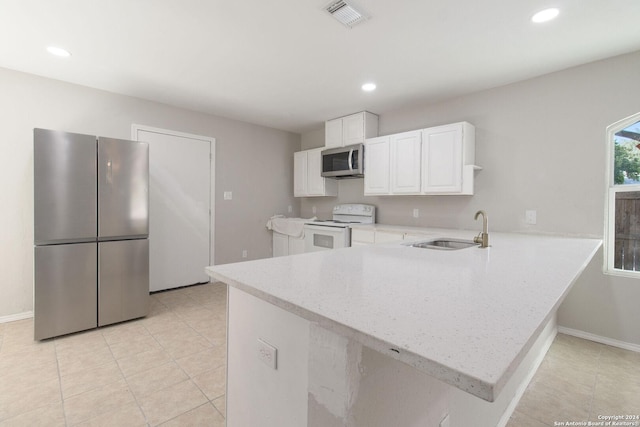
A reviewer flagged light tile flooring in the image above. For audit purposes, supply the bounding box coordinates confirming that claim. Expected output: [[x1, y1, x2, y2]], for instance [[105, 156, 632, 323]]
[[1, 282, 639, 426], [507, 333, 640, 426], [0, 282, 227, 427]]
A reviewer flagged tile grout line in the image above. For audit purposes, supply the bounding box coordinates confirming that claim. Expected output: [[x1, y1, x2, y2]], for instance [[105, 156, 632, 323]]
[[52, 337, 69, 427], [103, 326, 152, 427], [586, 344, 605, 422]]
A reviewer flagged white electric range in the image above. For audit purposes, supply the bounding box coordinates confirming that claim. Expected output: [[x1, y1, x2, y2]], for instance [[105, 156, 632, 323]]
[[303, 204, 376, 252]]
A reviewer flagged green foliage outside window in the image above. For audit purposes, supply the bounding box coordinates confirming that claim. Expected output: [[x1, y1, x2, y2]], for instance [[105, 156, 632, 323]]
[[614, 141, 640, 185]]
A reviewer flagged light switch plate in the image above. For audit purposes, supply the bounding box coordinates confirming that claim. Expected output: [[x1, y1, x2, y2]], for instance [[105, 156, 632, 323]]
[[223, 191, 233, 200]]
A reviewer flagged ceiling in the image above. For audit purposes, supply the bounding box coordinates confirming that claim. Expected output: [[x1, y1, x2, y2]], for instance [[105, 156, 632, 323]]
[[1, 0, 639, 134]]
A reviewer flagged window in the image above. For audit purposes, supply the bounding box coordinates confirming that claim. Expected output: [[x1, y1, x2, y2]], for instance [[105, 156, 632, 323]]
[[605, 112, 640, 276]]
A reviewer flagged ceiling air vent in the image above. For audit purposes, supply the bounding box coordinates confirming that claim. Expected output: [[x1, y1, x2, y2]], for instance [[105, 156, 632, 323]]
[[325, 0, 368, 28]]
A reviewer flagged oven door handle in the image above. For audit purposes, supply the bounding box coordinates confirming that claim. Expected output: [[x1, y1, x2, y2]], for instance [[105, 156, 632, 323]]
[[348, 148, 354, 171]]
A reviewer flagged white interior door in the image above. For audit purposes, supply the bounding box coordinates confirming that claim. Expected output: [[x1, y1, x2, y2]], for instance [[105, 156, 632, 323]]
[[132, 125, 214, 291]]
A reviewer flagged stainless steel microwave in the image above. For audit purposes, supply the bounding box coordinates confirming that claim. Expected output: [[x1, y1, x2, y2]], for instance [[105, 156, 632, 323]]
[[321, 143, 364, 178]]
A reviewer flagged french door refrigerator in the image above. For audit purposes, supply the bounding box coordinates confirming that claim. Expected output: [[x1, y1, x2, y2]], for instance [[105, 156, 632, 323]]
[[34, 128, 149, 340]]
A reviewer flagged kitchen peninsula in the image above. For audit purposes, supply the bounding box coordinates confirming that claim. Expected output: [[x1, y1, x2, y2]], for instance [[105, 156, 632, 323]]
[[206, 229, 601, 427]]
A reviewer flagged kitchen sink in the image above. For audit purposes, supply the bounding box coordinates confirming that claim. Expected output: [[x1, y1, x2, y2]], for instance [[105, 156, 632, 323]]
[[407, 239, 479, 251]]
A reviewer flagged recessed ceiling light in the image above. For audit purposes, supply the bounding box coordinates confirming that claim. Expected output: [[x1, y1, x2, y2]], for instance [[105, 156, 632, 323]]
[[47, 46, 71, 57], [531, 8, 559, 23], [362, 82, 376, 92]]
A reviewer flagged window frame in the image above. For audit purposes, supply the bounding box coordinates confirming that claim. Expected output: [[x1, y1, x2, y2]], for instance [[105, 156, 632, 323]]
[[604, 112, 640, 277]]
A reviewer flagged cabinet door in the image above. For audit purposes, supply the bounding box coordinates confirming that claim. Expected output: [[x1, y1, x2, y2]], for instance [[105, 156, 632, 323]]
[[364, 137, 391, 195], [306, 148, 325, 195], [293, 151, 308, 197], [351, 228, 375, 245], [272, 232, 289, 257], [421, 124, 462, 193], [325, 118, 343, 148], [374, 231, 405, 243], [390, 131, 422, 194], [288, 237, 306, 255], [342, 113, 365, 146]]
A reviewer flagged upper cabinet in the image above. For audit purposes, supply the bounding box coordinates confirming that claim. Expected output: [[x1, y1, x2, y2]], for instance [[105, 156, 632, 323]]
[[325, 111, 379, 148], [364, 121, 479, 196], [294, 148, 338, 197], [422, 122, 476, 194], [363, 136, 391, 195], [390, 130, 422, 194]]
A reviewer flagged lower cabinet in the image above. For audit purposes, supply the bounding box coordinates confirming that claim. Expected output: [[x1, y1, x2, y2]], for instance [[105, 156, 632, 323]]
[[272, 232, 305, 257], [351, 229, 405, 246]]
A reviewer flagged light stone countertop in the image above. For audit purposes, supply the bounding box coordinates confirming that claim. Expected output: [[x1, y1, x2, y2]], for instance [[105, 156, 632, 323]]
[[206, 229, 601, 402]]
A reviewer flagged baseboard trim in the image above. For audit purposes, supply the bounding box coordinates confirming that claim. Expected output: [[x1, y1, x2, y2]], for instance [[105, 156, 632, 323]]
[[0, 311, 34, 324], [558, 326, 640, 353]]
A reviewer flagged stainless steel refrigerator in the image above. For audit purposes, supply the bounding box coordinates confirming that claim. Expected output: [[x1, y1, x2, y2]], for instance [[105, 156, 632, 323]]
[[34, 128, 149, 340]]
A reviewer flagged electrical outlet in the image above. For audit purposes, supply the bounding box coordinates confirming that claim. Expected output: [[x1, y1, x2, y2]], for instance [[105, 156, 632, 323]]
[[242, 249, 247, 258], [223, 191, 233, 200], [257, 338, 277, 369], [525, 210, 537, 225], [413, 208, 419, 218], [312, 206, 317, 214], [288, 205, 292, 213]]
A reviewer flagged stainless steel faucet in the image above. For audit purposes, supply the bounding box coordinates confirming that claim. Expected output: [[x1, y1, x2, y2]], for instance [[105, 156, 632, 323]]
[[473, 210, 490, 248]]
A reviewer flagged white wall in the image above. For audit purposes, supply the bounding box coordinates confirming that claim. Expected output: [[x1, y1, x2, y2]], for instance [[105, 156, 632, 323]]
[[0, 67, 300, 320], [300, 50, 640, 346]]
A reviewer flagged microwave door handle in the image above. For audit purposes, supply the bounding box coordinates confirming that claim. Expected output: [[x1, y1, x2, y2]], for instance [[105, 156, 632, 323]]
[[348, 149, 354, 171]]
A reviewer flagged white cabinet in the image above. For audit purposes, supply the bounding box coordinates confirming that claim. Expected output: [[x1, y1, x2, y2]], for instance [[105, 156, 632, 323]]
[[351, 228, 408, 246], [351, 228, 375, 246], [374, 230, 405, 243], [293, 151, 307, 197], [289, 237, 305, 255], [272, 232, 289, 257], [325, 111, 379, 148], [294, 148, 338, 197], [421, 122, 475, 194], [306, 148, 326, 195], [364, 122, 478, 196], [364, 130, 422, 195], [364, 136, 390, 195], [390, 130, 422, 194], [272, 232, 305, 257]]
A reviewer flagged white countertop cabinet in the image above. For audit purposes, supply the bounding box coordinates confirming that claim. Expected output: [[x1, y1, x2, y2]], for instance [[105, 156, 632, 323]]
[[293, 148, 337, 197], [325, 111, 379, 148]]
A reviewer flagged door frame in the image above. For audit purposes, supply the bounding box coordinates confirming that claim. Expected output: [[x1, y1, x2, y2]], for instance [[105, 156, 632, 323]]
[[131, 124, 216, 272]]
